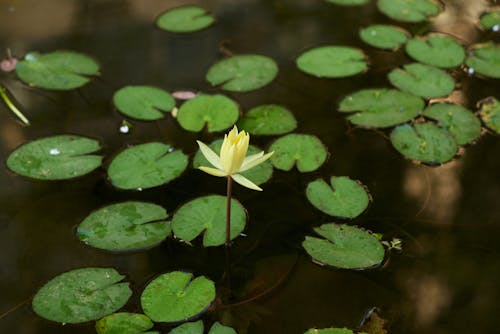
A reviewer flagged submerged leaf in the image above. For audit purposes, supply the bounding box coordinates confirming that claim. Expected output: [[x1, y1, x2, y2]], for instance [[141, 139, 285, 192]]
[[156, 6, 215, 33], [477, 97, 500, 134], [208, 322, 238, 334], [296, 46, 367, 78]]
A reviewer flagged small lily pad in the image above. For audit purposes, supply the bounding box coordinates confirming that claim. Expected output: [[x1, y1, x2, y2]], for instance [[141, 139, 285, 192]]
[[466, 42, 500, 79], [156, 6, 215, 33], [479, 8, 500, 31], [108, 142, 188, 190], [303, 223, 385, 269], [306, 176, 370, 219], [377, 0, 443, 23], [296, 46, 367, 78], [405, 34, 465, 68], [269, 134, 328, 172], [477, 97, 500, 134], [304, 329, 356, 334], [16, 51, 99, 90], [209, 322, 238, 334], [32, 268, 132, 323], [324, 0, 370, 5], [6, 135, 102, 180], [177, 94, 239, 132], [206, 55, 278, 92], [237, 104, 297, 135], [77, 202, 171, 251], [169, 321, 204, 334], [141, 271, 215, 323], [171, 195, 247, 247], [390, 123, 458, 164], [338, 88, 424, 128], [95, 313, 155, 334], [423, 103, 481, 145], [113, 86, 175, 121], [359, 25, 410, 50], [388, 63, 455, 98]]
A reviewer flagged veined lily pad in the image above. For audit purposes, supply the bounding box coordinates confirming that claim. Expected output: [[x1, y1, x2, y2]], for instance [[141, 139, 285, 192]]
[[156, 6, 215, 33], [169, 321, 203, 334], [338, 88, 424, 128], [171, 195, 247, 247], [304, 329, 357, 334], [479, 8, 500, 31], [324, 0, 370, 5], [303, 223, 385, 269], [177, 94, 239, 132], [269, 134, 328, 172], [296, 46, 367, 78], [193, 139, 273, 186], [359, 25, 410, 50], [306, 176, 370, 219], [466, 42, 500, 79], [141, 271, 215, 323], [405, 34, 465, 68], [108, 142, 188, 190], [377, 0, 443, 23], [32, 268, 132, 323], [16, 51, 99, 90], [77, 202, 171, 251], [113, 86, 175, 121], [423, 103, 481, 145], [6, 135, 102, 180], [209, 322, 238, 334], [95, 313, 155, 334], [206, 54, 278, 92], [388, 63, 455, 98], [477, 97, 500, 134], [237, 104, 297, 135], [390, 123, 458, 164]]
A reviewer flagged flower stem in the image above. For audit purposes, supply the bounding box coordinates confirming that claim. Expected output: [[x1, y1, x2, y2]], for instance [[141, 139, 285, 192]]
[[226, 175, 232, 247]]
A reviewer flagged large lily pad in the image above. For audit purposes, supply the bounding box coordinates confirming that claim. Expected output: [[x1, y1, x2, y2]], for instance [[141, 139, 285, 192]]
[[237, 104, 297, 135], [480, 8, 500, 31], [209, 322, 238, 334], [405, 34, 465, 68], [338, 88, 424, 128], [141, 271, 215, 323], [113, 86, 175, 121], [377, 0, 443, 23], [171, 195, 247, 247], [477, 97, 500, 134], [324, 0, 370, 5], [466, 42, 500, 79], [6, 135, 102, 180], [95, 313, 155, 334], [206, 54, 278, 92], [32, 268, 132, 323], [269, 134, 328, 172], [108, 142, 188, 190], [296, 46, 367, 78], [169, 321, 204, 334], [359, 25, 410, 50], [303, 223, 385, 269], [77, 202, 171, 251], [156, 6, 215, 33], [16, 51, 99, 90], [304, 329, 357, 334]]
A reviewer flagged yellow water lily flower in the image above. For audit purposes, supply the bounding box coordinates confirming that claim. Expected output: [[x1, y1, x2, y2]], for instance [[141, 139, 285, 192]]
[[197, 126, 273, 191]]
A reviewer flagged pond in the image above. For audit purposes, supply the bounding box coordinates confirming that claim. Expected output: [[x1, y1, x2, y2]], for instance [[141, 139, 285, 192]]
[[1, 0, 500, 333]]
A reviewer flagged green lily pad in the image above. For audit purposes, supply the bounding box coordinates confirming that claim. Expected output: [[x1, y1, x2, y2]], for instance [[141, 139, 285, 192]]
[[113, 86, 175, 121], [405, 34, 465, 68], [479, 8, 500, 31], [16, 51, 99, 90], [477, 97, 500, 134], [171, 195, 247, 247], [77, 202, 171, 251], [296, 46, 367, 78], [169, 321, 204, 334], [156, 6, 215, 33], [377, 0, 443, 23], [193, 139, 273, 186], [466, 42, 500, 79], [338, 88, 424, 128], [268, 134, 328, 172], [141, 271, 215, 323], [388, 63, 455, 98], [237, 104, 297, 135], [32, 268, 132, 324], [206, 54, 278, 92], [324, 0, 370, 5], [390, 123, 458, 164], [303, 223, 385, 269], [177, 94, 239, 132], [6, 135, 102, 180], [95, 313, 155, 334], [359, 25, 410, 50], [209, 322, 238, 334], [108, 142, 188, 190], [423, 103, 481, 145], [304, 329, 356, 334], [306, 176, 370, 219]]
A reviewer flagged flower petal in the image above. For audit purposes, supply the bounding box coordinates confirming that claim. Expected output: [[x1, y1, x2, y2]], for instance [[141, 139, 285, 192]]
[[241, 151, 263, 165], [239, 151, 274, 172], [232, 174, 263, 191], [197, 140, 222, 169], [199, 166, 228, 177]]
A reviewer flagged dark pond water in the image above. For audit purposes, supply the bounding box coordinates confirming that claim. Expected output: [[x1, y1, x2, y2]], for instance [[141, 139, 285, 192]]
[[1, 0, 500, 333]]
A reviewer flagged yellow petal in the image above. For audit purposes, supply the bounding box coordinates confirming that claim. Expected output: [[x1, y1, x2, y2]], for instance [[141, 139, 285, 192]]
[[199, 166, 228, 177], [196, 140, 221, 169], [241, 151, 263, 165], [239, 151, 274, 172], [232, 174, 262, 191]]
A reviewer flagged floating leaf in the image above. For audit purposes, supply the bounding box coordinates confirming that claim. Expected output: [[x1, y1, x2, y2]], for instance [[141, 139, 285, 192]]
[[141, 271, 215, 323], [324, 0, 370, 5], [206, 55, 278, 92], [269, 134, 328, 172], [209, 322, 238, 334], [95, 313, 155, 334], [304, 329, 357, 334], [477, 97, 500, 134], [169, 321, 204, 334], [6, 135, 102, 180], [303, 223, 385, 269], [171, 195, 247, 247], [32, 268, 132, 324], [390, 123, 458, 164], [306, 176, 370, 219], [388, 63, 455, 98], [359, 25, 410, 50], [108, 142, 188, 190], [16, 51, 99, 90], [237, 104, 297, 135], [466, 42, 500, 79], [177, 94, 239, 132], [296, 46, 367, 78], [156, 6, 215, 33], [405, 34, 465, 68], [479, 8, 500, 31], [338, 88, 424, 128], [113, 86, 175, 121], [377, 0, 443, 23]]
